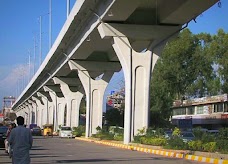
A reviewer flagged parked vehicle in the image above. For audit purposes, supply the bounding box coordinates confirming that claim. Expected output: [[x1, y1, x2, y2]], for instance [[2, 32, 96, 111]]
[[207, 130, 219, 136], [29, 124, 37, 130], [0, 126, 8, 146], [43, 124, 53, 137], [31, 126, 42, 136], [59, 126, 73, 138], [180, 131, 195, 142], [164, 131, 172, 139]]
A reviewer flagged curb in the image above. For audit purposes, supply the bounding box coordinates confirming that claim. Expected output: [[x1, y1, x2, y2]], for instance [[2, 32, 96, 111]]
[[75, 137, 228, 164]]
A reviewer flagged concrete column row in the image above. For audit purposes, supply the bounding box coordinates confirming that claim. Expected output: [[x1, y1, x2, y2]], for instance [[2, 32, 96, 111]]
[[14, 23, 175, 145]]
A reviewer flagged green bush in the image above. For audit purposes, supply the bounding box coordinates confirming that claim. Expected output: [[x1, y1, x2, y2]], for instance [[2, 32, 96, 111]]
[[114, 134, 123, 141], [216, 139, 228, 153], [99, 133, 114, 140], [202, 142, 216, 152], [188, 140, 203, 151], [143, 137, 167, 146], [218, 128, 228, 140], [133, 135, 143, 143], [165, 137, 188, 150], [192, 127, 207, 140], [201, 133, 215, 143], [72, 125, 85, 137]]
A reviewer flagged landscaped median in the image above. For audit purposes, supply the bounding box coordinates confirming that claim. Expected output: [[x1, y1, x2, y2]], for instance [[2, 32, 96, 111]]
[[75, 137, 228, 164]]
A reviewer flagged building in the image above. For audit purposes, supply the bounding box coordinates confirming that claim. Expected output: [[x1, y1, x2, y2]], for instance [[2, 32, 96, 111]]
[[2, 96, 16, 122], [106, 90, 125, 111], [0, 113, 4, 123], [171, 94, 228, 129]]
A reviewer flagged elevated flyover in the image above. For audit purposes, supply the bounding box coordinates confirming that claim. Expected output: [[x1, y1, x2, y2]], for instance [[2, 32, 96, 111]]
[[12, 0, 218, 144]]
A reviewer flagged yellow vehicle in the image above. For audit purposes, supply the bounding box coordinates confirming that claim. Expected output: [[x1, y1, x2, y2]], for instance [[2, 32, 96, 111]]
[[43, 124, 53, 137]]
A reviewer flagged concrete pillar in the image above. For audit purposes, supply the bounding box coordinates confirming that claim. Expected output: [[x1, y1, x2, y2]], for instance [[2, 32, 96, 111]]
[[32, 96, 45, 128], [113, 37, 153, 142], [28, 100, 37, 124], [58, 100, 66, 127], [43, 85, 68, 131], [37, 92, 54, 125], [52, 77, 83, 128], [22, 105, 29, 126], [98, 23, 179, 144], [68, 60, 120, 137], [25, 102, 32, 126]]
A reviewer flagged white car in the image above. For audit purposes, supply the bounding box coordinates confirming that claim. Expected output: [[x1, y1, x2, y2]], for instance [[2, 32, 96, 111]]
[[59, 126, 73, 138]]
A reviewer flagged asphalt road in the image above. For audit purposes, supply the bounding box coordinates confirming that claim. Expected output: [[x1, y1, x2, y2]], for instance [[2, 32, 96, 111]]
[[0, 136, 201, 164]]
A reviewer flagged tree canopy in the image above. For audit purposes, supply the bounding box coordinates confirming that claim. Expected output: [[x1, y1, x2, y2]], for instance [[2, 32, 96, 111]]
[[150, 28, 228, 128]]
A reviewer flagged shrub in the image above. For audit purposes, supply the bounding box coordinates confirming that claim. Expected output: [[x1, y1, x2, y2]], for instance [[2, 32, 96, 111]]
[[216, 139, 228, 153], [165, 137, 188, 150], [114, 134, 123, 141], [143, 138, 166, 146], [188, 140, 203, 151], [202, 142, 216, 152], [218, 128, 228, 140], [172, 127, 181, 137], [192, 127, 207, 140], [72, 125, 85, 137], [133, 135, 142, 143], [201, 133, 215, 143]]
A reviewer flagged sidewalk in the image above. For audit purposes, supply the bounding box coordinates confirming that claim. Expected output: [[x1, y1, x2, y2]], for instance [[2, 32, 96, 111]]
[[75, 137, 228, 164]]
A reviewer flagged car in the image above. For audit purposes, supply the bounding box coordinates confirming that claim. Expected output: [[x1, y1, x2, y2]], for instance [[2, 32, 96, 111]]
[[31, 126, 42, 136], [0, 126, 8, 146], [164, 131, 173, 139], [207, 130, 219, 136], [59, 126, 73, 138], [180, 131, 195, 142]]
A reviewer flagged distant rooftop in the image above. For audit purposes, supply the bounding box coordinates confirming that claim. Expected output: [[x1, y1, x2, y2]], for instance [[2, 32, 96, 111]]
[[173, 94, 228, 107]]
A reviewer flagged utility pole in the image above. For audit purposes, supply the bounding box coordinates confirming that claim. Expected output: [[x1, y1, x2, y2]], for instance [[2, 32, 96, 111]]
[[67, 0, 70, 18], [33, 35, 36, 75], [39, 16, 42, 66], [49, 0, 52, 50], [28, 49, 31, 82]]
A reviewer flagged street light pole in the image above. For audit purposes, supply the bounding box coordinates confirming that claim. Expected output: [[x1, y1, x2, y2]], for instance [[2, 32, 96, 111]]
[[67, 0, 70, 18], [39, 15, 42, 66], [49, 0, 52, 50]]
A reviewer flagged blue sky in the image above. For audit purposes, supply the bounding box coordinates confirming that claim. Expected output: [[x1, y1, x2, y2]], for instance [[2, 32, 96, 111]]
[[0, 0, 228, 110]]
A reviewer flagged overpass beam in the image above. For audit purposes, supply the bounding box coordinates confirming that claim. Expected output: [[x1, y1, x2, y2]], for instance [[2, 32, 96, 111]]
[[98, 23, 171, 144], [68, 60, 119, 137]]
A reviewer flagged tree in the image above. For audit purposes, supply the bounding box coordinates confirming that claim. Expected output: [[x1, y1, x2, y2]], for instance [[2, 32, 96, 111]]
[[79, 98, 86, 114], [208, 29, 228, 93], [104, 108, 124, 127], [149, 29, 224, 128]]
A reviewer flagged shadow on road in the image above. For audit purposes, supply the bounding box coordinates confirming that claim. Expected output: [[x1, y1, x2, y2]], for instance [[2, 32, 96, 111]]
[[55, 157, 182, 163]]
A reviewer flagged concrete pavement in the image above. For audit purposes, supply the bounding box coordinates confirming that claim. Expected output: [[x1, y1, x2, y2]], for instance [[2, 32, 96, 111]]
[[0, 136, 202, 164], [75, 137, 228, 164]]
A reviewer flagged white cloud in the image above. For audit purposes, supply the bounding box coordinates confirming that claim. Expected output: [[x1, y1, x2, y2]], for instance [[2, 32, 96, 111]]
[[0, 63, 33, 110]]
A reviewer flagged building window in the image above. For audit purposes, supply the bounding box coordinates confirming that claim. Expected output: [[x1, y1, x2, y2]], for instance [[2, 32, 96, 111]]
[[187, 107, 195, 115], [196, 106, 204, 114], [173, 108, 186, 116], [225, 103, 228, 113], [214, 103, 223, 113]]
